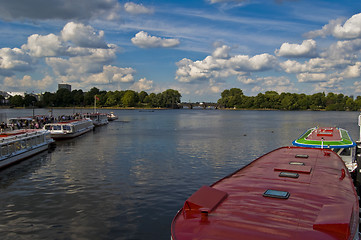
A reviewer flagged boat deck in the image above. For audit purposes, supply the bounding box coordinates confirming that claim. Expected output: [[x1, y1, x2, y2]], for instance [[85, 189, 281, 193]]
[[171, 146, 359, 240], [293, 127, 355, 149]]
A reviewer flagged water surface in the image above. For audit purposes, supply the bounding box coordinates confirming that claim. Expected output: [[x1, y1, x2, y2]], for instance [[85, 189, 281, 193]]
[[0, 109, 359, 239]]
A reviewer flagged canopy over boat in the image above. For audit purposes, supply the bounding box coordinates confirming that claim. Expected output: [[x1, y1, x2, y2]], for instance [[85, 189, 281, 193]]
[[292, 127, 356, 149], [171, 146, 359, 240]]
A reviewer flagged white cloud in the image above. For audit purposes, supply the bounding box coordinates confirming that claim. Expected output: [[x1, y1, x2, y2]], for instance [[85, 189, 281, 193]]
[[0, 48, 32, 72], [296, 72, 328, 82], [312, 76, 344, 93], [22, 34, 64, 57], [275, 39, 317, 58], [353, 81, 361, 93], [280, 58, 350, 74], [130, 78, 154, 92], [212, 45, 231, 59], [175, 45, 277, 83], [46, 46, 118, 77], [321, 39, 361, 60], [124, 2, 154, 15], [341, 62, 361, 78], [238, 76, 295, 93], [61, 22, 108, 49], [86, 65, 135, 85], [131, 31, 180, 48], [3, 75, 53, 91], [305, 13, 361, 39]]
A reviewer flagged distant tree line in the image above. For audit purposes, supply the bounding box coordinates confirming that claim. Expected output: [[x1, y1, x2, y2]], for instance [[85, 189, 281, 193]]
[[5, 87, 182, 109], [218, 88, 361, 111], [5, 87, 361, 111]]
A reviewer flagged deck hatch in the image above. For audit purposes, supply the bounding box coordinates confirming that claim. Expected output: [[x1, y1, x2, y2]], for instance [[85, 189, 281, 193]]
[[295, 154, 309, 158], [279, 172, 299, 178], [289, 161, 305, 166], [263, 189, 290, 199]]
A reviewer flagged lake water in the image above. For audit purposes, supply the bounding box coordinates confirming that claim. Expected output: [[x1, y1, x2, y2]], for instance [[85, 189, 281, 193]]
[[0, 109, 360, 240]]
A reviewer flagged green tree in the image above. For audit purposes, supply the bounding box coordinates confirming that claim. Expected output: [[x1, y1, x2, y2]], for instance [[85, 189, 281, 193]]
[[55, 88, 73, 107], [23, 94, 38, 107], [253, 93, 265, 109], [139, 91, 148, 103], [122, 90, 138, 107], [264, 91, 280, 109], [9, 95, 24, 107], [161, 89, 181, 108], [40, 92, 55, 107], [84, 87, 100, 106], [72, 89, 84, 106], [218, 88, 243, 108], [0, 95, 4, 105]]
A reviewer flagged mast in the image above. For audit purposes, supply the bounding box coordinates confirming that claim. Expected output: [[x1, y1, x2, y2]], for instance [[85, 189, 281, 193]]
[[94, 95, 96, 114]]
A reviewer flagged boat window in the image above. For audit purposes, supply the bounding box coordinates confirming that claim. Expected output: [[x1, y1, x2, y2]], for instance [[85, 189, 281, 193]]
[[53, 125, 61, 130], [14, 141, 21, 151], [1, 145, 8, 156], [8, 143, 15, 154], [31, 137, 36, 146], [44, 125, 52, 130], [289, 162, 305, 166], [26, 139, 31, 148], [21, 140, 26, 149], [279, 172, 299, 178], [63, 125, 71, 131], [263, 189, 290, 199], [339, 148, 351, 156], [295, 154, 308, 158]]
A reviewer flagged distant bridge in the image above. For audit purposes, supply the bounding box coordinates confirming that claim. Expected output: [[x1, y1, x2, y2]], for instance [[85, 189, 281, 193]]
[[177, 102, 220, 109]]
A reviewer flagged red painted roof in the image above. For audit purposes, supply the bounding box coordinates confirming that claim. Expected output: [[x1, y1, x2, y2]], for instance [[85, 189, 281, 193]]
[[171, 146, 359, 240], [307, 127, 341, 141]]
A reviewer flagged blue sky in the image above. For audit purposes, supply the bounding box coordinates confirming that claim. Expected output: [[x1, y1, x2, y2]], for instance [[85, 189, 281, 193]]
[[0, 0, 361, 102]]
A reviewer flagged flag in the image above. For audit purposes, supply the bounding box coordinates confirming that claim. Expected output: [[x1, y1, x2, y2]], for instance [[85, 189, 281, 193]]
[[95, 95, 100, 101]]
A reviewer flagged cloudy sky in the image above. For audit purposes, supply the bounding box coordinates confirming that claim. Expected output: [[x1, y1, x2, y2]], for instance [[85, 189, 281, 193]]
[[0, 0, 361, 102]]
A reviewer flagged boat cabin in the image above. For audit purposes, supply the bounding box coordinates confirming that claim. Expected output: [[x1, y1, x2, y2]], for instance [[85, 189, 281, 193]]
[[0, 130, 52, 161]]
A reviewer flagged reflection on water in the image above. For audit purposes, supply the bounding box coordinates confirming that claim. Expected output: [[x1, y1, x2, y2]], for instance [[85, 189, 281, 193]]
[[0, 109, 360, 239]]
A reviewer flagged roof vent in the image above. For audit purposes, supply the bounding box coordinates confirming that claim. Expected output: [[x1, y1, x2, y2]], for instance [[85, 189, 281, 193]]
[[263, 189, 290, 199], [289, 161, 305, 166], [279, 172, 299, 178]]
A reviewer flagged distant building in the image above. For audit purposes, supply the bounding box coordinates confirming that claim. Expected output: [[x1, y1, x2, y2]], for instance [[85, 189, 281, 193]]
[[58, 83, 71, 92], [7, 92, 25, 97]]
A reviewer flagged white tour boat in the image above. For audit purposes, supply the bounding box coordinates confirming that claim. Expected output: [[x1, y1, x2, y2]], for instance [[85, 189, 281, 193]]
[[0, 129, 55, 169], [44, 119, 94, 140], [84, 113, 109, 126]]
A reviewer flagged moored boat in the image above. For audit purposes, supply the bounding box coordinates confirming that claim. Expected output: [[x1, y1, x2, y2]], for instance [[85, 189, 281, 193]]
[[43, 119, 94, 140], [292, 127, 357, 173], [107, 112, 118, 121], [0, 129, 55, 169], [171, 146, 359, 240], [84, 113, 109, 126]]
